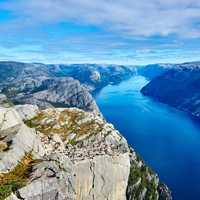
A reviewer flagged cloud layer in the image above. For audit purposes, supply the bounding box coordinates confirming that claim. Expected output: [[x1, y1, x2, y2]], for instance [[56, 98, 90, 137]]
[[0, 0, 200, 64], [2, 0, 200, 38]]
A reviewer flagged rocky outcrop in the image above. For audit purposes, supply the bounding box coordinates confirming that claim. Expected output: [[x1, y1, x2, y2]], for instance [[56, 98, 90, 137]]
[[0, 94, 13, 108], [14, 105, 39, 120], [0, 104, 171, 200], [141, 62, 200, 118], [12, 78, 100, 114], [0, 107, 44, 172]]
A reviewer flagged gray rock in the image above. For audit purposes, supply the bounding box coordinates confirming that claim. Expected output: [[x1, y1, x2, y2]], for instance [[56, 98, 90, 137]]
[[0, 107, 44, 172], [0, 94, 13, 108], [1, 105, 171, 200], [74, 154, 130, 200], [14, 104, 39, 120], [48, 64, 136, 93]]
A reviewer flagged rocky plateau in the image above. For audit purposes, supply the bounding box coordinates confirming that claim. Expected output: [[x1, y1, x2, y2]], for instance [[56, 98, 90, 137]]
[[0, 95, 171, 200]]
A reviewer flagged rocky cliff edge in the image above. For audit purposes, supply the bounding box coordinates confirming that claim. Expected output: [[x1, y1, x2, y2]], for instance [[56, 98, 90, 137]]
[[0, 103, 171, 200]]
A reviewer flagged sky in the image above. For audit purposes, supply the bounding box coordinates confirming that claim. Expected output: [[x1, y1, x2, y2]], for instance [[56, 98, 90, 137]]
[[0, 0, 200, 65]]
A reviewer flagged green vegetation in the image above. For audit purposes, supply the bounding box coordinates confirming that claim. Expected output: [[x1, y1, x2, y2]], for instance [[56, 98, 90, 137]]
[[126, 155, 158, 200], [68, 138, 78, 146], [0, 153, 40, 200]]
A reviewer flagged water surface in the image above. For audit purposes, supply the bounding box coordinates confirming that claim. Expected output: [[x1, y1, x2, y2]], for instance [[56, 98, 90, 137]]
[[96, 76, 200, 200]]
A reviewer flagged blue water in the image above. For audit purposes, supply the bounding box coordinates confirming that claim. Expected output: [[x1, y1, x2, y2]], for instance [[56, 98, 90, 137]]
[[96, 75, 200, 200]]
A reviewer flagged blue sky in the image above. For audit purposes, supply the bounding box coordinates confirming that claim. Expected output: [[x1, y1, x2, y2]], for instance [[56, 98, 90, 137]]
[[0, 0, 200, 65]]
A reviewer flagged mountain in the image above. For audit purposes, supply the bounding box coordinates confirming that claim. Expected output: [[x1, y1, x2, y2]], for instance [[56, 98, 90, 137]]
[[48, 64, 136, 93], [0, 61, 50, 89], [141, 62, 200, 118], [10, 77, 100, 114], [0, 101, 171, 200], [0, 61, 136, 111], [137, 64, 173, 80]]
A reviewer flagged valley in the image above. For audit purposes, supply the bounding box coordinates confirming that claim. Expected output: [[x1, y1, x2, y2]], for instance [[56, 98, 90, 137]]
[[1, 60, 200, 200]]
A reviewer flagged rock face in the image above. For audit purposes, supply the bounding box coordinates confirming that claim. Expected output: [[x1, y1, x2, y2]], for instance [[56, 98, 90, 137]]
[[48, 64, 136, 93], [141, 62, 200, 118], [0, 62, 49, 92], [12, 77, 100, 114], [0, 104, 171, 200], [0, 61, 136, 112], [0, 107, 44, 172]]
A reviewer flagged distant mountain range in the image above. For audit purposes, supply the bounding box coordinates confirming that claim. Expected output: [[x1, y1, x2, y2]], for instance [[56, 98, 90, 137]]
[[48, 63, 136, 93], [1, 60, 200, 120], [137, 63, 174, 80], [0, 61, 136, 112], [141, 62, 200, 119]]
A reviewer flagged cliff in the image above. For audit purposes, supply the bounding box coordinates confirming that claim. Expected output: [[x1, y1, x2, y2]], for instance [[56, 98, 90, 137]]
[[47, 64, 136, 93], [141, 62, 200, 118], [0, 103, 171, 200], [12, 77, 100, 114], [137, 64, 173, 80], [0, 62, 100, 113], [0, 61, 136, 113]]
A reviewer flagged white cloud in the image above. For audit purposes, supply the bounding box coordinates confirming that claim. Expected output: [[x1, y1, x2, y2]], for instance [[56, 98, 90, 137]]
[[1, 0, 200, 38]]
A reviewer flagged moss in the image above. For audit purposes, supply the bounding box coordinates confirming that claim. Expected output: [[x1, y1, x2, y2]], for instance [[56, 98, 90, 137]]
[[68, 139, 78, 146], [23, 119, 37, 128], [0, 153, 40, 200]]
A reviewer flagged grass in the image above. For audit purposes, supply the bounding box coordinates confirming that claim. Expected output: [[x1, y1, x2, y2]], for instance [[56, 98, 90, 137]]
[[0, 153, 40, 200]]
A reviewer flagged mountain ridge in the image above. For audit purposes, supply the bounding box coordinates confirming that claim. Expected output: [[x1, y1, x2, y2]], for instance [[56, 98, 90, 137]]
[[141, 62, 200, 119]]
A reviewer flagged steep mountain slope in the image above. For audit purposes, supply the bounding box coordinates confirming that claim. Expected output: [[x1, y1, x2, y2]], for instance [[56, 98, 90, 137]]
[[0, 62, 100, 113], [0, 62, 50, 90], [0, 62, 136, 93], [137, 64, 173, 80], [11, 77, 100, 114], [48, 64, 136, 93], [0, 61, 135, 111], [0, 102, 171, 200], [141, 62, 200, 118]]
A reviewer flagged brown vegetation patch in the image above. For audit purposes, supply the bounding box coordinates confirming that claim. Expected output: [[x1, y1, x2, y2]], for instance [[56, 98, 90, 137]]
[[0, 153, 40, 200]]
